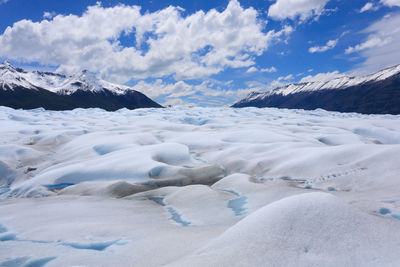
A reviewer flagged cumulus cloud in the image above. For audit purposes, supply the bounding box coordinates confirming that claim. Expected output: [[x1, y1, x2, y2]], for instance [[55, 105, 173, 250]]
[[127, 79, 193, 99], [309, 39, 338, 53], [162, 98, 193, 107], [348, 12, 400, 74], [129, 78, 254, 106], [268, 0, 330, 21], [0, 1, 291, 84], [299, 71, 344, 83]]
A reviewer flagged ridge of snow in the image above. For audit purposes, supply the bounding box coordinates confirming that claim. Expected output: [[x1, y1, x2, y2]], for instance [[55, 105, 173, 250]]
[[54, 70, 130, 95], [242, 64, 400, 102], [0, 61, 37, 90], [0, 62, 130, 95]]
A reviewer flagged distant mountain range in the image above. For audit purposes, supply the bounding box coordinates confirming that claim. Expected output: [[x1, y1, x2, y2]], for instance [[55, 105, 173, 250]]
[[0, 62, 162, 111], [233, 64, 400, 114]]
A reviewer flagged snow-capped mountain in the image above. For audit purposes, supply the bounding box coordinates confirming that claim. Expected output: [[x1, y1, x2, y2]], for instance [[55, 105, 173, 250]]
[[1, 61, 131, 94], [0, 61, 37, 90], [55, 70, 129, 95], [233, 64, 400, 114], [0, 62, 162, 110]]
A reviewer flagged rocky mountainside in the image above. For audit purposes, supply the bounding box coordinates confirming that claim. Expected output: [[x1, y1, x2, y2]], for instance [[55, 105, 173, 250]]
[[0, 62, 162, 111], [233, 64, 400, 114]]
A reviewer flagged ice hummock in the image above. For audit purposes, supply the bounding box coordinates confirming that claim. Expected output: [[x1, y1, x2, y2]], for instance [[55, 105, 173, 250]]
[[0, 106, 400, 266]]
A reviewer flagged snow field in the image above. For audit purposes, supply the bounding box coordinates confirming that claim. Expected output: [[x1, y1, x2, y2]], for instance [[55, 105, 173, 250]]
[[0, 106, 400, 266]]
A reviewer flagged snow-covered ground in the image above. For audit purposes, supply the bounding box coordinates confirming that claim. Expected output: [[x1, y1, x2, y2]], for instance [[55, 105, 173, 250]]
[[1, 106, 400, 266]]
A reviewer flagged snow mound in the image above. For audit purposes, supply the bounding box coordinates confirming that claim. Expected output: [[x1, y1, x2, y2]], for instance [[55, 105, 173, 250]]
[[8, 141, 224, 197], [163, 185, 235, 225], [172, 192, 400, 267], [212, 173, 306, 214], [0, 161, 17, 187], [59, 181, 151, 198]]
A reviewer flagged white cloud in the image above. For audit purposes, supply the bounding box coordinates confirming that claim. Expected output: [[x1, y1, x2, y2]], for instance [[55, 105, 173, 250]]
[[340, 30, 351, 37], [0, 0, 9, 4], [268, 80, 286, 89], [163, 98, 194, 107], [309, 39, 338, 53], [245, 78, 290, 92], [360, 2, 373, 12], [345, 37, 391, 54], [244, 80, 277, 92], [277, 74, 294, 81], [261, 66, 277, 73], [265, 25, 294, 44], [380, 0, 400, 7], [268, 0, 330, 22], [360, 2, 379, 12], [0, 1, 291, 84], [359, 0, 400, 12], [130, 80, 195, 99], [129, 78, 255, 106], [299, 71, 344, 83], [246, 67, 258, 73], [43, 11, 57, 19], [246, 66, 277, 73], [193, 81, 253, 99], [348, 12, 400, 74]]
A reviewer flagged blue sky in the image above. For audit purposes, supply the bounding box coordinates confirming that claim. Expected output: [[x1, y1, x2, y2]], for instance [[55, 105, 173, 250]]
[[1, 0, 400, 106]]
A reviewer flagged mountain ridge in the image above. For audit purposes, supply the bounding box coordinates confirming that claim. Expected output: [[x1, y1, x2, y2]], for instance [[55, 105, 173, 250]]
[[0, 62, 163, 111], [233, 64, 400, 114]]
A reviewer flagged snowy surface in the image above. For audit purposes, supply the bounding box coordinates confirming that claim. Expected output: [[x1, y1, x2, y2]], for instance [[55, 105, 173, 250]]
[[1, 106, 400, 266], [240, 64, 400, 102]]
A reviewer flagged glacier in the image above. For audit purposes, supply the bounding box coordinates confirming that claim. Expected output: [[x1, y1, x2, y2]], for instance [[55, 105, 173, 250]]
[[0, 106, 400, 266]]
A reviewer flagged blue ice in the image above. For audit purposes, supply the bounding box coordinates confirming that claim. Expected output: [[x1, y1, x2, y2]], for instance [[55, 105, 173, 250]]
[[228, 196, 248, 216], [61, 240, 120, 251], [167, 207, 191, 227]]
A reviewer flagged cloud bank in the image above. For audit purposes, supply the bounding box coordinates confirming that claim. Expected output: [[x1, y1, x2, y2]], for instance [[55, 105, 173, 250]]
[[0, 0, 291, 84]]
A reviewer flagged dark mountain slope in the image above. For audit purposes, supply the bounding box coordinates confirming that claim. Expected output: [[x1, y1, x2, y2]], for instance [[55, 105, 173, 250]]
[[233, 65, 400, 115], [0, 62, 162, 111]]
